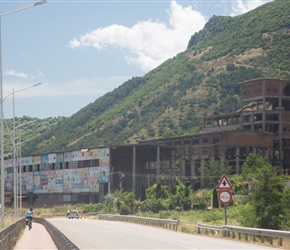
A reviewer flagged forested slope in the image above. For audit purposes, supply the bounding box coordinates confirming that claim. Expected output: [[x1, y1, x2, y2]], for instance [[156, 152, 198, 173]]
[[22, 0, 290, 156]]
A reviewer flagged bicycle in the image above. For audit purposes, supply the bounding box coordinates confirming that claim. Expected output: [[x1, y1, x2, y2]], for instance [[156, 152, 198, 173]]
[[27, 217, 32, 230]]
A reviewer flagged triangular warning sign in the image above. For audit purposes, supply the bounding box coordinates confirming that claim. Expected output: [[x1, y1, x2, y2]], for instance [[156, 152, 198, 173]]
[[216, 174, 233, 190]]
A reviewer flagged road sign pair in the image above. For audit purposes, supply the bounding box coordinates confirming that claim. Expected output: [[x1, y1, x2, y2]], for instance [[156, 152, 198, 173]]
[[216, 174, 233, 205]]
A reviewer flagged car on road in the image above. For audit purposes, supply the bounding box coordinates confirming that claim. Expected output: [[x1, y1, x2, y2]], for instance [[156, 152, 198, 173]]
[[68, 210, 81, 219]]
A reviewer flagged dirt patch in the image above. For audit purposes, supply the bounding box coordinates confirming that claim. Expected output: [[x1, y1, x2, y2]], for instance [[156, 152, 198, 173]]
[[235, 48, 264, 61], [186, 46, 213, 60]]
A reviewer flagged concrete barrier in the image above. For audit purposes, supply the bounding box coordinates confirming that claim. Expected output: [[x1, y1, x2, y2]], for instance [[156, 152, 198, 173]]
[[0, 217, 25, 250], [35, 218, 79, 250]]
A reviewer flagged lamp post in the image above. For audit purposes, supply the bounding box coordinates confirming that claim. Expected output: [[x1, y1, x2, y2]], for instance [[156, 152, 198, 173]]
[[0, 0, 47, 227], [14, 121, 37, 218], [2, 83, 41, 220]]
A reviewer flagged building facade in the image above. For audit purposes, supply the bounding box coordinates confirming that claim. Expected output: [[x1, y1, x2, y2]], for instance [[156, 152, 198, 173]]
[[203, 78, 290, 174]]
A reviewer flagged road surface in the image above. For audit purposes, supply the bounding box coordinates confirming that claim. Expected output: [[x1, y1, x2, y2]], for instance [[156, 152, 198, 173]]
[[48, 218, 278, 250]]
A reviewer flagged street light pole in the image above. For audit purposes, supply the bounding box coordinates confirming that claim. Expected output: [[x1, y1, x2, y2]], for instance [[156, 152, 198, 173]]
[[13, 89, 16, 220], [14, 121, 37, 218], [0, 0, 47, 227], [16, 137, 32, 217], [1, 83, 42, 221], [0, 9, 4, 227]]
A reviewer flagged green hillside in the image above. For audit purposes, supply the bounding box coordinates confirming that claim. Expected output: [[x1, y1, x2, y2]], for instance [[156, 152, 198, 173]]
[[21, 0, 290, 156], [3, 116, 65, 157]]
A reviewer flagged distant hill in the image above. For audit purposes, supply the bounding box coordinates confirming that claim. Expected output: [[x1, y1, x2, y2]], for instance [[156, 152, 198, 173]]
[[3, 116, 65, 157], [21, 0, 290, 156]]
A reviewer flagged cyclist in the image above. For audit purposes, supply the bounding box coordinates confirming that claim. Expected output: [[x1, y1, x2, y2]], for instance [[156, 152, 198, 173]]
[[27, 208, 34, 229], [67, 209, 71, 219]]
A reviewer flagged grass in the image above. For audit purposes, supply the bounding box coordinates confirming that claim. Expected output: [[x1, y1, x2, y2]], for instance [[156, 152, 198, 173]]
[[0, 214, 15, 229]]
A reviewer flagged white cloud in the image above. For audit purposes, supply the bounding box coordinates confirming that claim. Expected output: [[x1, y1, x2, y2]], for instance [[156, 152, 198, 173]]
[[5, 69, 28, 79], [19, 51, 31, 59], [31, 70, 47, 80], [4, 69, 46, 81], [68, 0, 206, 72], [230, 0, 273, 16], [32, 76, 130, 98]]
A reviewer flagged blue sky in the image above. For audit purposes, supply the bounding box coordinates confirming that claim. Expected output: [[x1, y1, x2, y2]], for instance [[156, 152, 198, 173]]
[[1, 0, 271, 119]]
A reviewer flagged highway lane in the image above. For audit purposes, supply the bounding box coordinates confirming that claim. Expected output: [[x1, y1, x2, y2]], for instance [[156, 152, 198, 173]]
[[48, 218, 279, 250]]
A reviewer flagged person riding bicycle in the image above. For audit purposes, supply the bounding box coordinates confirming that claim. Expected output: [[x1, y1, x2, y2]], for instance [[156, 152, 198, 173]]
[[27, 208, 34, 228]]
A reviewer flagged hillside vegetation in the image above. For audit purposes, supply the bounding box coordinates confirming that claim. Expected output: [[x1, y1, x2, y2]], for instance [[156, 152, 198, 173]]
[[20, 0, 290, 156], [3, 116, 65, 157]]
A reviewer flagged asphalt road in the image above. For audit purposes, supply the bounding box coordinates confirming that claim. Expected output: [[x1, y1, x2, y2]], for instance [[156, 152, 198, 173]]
[[48, 218, 278, 250]]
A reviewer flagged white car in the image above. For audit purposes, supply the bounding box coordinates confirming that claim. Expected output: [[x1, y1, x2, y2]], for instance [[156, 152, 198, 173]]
[[68, 210, 81, 219]]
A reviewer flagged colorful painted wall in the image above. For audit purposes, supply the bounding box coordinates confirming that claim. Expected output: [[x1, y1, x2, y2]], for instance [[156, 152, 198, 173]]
[[4, 147, 110, 195]]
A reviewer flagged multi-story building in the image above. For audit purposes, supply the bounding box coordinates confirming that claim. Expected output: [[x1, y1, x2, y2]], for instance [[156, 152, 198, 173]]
[[203, 78, 290, 174], [143, 78, 290, 187]]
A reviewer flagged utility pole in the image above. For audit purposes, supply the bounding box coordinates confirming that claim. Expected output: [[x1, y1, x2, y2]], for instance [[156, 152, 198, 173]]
[[119, 172, 124, 200]]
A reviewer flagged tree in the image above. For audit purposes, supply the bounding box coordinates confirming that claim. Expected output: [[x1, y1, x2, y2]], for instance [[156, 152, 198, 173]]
[[144, 184, 171, 212], [170, 180, 192, 211], [230, 175, 248, 195], [241, 153, 268, 181], [116, 199, 121, 212], [200, 160, 231, 189], [281, 185, 290, 230], [140, 182, 146, 202], [123, 191, 135, 212], [241, 154, 285, 229], [212, 189, 219, 208], [155, 183, 169, 199]]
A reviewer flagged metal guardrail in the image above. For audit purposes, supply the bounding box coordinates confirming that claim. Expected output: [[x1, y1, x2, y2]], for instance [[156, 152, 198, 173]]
[[42, 213, 67, 218], [197, 223, 290, 246], [35, 218, 79, 250], [196, 223, 224, 235], [41, 212, 100, 218], [99, 214, 180, 231], [0, 217, 26, 250]]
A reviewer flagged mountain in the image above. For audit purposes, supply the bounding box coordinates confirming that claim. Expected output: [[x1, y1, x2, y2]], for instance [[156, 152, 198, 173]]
[[21, 0, 290, 156]]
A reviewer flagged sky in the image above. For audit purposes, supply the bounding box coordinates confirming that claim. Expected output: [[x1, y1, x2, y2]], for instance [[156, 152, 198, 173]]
[[1, 0, 272, 119]]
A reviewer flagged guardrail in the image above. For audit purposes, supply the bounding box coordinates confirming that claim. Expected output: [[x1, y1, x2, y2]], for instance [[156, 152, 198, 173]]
[[196, 223, 224, 235], [42, 214, 66, 218], [99, 214, 179, 231], [197, 223, 290, 247], [0, 217, 25, 250], [41, 212, 100, 219], [35, 218, 79, 250]]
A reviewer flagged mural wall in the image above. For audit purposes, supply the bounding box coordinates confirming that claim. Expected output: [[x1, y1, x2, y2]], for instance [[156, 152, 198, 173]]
[[4, 147, 110, 195]]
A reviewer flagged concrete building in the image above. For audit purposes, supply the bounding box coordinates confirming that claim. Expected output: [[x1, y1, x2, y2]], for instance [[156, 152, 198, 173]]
[[203, 78, 290, 174], [143, 78, 290, 187]]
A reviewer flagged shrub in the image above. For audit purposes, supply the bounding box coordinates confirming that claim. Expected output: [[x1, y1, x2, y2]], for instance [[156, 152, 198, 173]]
[[158, 210, 171, 219], [120, 204, 131, 215], [83, 203, 103, 213], [202, 209, 224, 223]]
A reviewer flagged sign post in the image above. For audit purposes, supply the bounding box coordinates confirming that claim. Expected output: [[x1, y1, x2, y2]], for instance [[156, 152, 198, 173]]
[[216, 174, 233, 225]]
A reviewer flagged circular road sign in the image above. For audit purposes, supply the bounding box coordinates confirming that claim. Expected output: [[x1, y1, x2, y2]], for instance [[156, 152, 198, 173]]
[[218, 190, 232, 205]]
